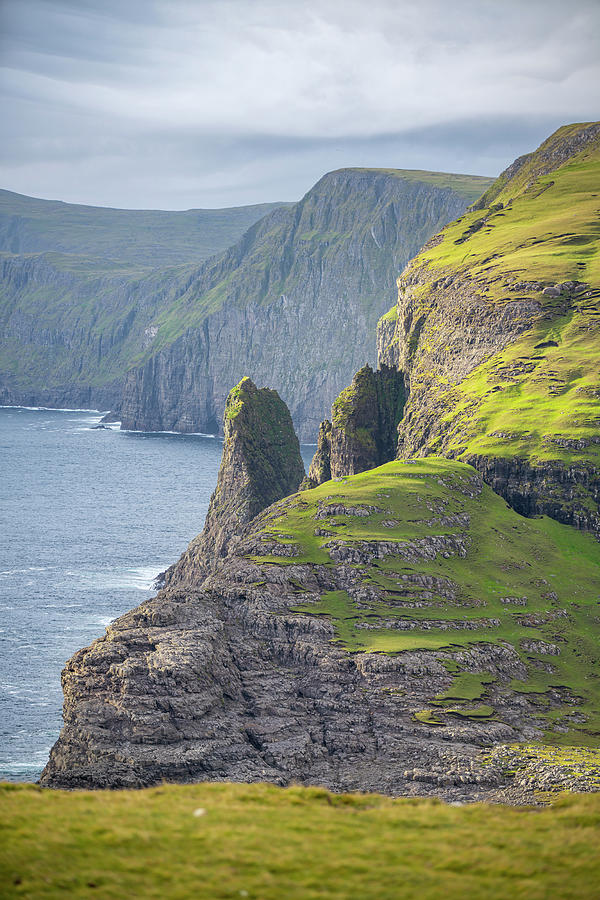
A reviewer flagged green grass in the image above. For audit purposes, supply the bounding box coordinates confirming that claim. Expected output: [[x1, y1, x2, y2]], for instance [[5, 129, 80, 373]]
[[417, 145, 600, 288], [249, 457, 600, 743], [434, 308, 600, 467], [1, 782, 600, 899], [389, 126, 600, 478]]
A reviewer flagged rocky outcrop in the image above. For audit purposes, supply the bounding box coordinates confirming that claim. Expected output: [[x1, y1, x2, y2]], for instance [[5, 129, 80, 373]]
[[302, 420, 332, 489], [165, 377, 305, 581], [462, 452, 600, 535], [305, 364, 405, 486], [119, 169, 489, 440], [37, 575, 531, 796]]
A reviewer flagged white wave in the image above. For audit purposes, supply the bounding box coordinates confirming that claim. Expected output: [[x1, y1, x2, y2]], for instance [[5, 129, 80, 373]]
[[59, 564, 166, 592], [0, 566, 57, 576], [120, 427, 221, 439], [0, 405, 102, 413]]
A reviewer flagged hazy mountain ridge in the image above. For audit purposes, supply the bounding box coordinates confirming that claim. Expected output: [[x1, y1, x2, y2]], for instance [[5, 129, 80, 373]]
[[0, 189, 287, 268]]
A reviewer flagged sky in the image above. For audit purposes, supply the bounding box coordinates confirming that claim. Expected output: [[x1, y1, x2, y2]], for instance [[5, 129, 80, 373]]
[[1, 0, 599, 210]]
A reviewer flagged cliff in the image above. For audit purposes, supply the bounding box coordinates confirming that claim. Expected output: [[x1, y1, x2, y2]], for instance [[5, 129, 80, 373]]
[[41, 456, 600, 799], [118, 169, 492, 439], [165, 376, 305, 579], [39, 124, 600, 802], [0, 194, 286, 410], [376, 122, 600, 536], [305, 364, 405, 486]]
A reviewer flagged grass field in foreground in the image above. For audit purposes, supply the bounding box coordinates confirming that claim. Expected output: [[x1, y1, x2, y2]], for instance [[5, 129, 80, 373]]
[[1, 782, 600, 900]]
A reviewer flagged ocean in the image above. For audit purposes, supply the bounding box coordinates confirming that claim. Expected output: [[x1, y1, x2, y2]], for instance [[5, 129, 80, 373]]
[[0, 407, 313, 782]]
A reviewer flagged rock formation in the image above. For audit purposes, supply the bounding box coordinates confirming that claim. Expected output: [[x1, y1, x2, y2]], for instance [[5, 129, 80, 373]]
[[40, 456, 600, 800], [305, 364, 405, 486], [165, 377, 305, 581]]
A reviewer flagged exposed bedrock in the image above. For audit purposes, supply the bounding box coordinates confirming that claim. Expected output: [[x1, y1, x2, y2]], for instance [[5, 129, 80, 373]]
[[165, 377, 305, 582], [463, 453, 600, 535], [41, 481, 596, 800], [39, 542, 540, 797], [305, 364, 406, 487]]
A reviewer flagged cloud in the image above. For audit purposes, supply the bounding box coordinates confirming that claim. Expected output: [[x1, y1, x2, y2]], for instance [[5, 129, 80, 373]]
[[1, 0, 599, 207]]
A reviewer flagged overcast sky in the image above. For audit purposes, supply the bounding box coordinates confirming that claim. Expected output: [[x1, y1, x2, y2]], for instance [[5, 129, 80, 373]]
[[1, 0, 599, 209]]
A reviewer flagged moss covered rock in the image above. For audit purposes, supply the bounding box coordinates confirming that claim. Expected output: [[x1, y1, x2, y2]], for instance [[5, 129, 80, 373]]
[[306, 364, 406, 485], [166, 377, 304, 579]]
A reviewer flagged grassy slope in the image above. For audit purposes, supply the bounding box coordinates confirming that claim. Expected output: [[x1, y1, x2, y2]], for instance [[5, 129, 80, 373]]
[[0, 189, 287, 268], [391, 125, 600, 469], [250, 458, 600, 744], [1, 782, 599, 899]]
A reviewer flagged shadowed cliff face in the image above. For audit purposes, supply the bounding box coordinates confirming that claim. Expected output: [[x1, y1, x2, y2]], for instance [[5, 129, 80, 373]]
[[119, 169, 488, 440], [376, 123, 600, 536], [305, 364, 406, 486]]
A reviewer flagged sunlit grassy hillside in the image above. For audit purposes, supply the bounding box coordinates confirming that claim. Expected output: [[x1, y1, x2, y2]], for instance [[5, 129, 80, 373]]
[[389, 124, 600, 473], [250, 458, 600, 744]]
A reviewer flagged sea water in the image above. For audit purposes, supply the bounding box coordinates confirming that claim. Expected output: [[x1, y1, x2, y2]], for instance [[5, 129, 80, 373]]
[[0, 407, 314, 781]]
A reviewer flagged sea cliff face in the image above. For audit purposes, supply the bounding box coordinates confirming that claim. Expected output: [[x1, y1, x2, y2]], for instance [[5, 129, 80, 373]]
[[377, 123, 600, 536], [119, 169, 489, 440], [0, 194, 286, 412]]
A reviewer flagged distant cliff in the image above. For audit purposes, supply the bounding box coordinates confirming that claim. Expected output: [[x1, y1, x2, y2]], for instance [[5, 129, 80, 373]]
[[0, 192, 287, 411], [119, 169, 492, 439]]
